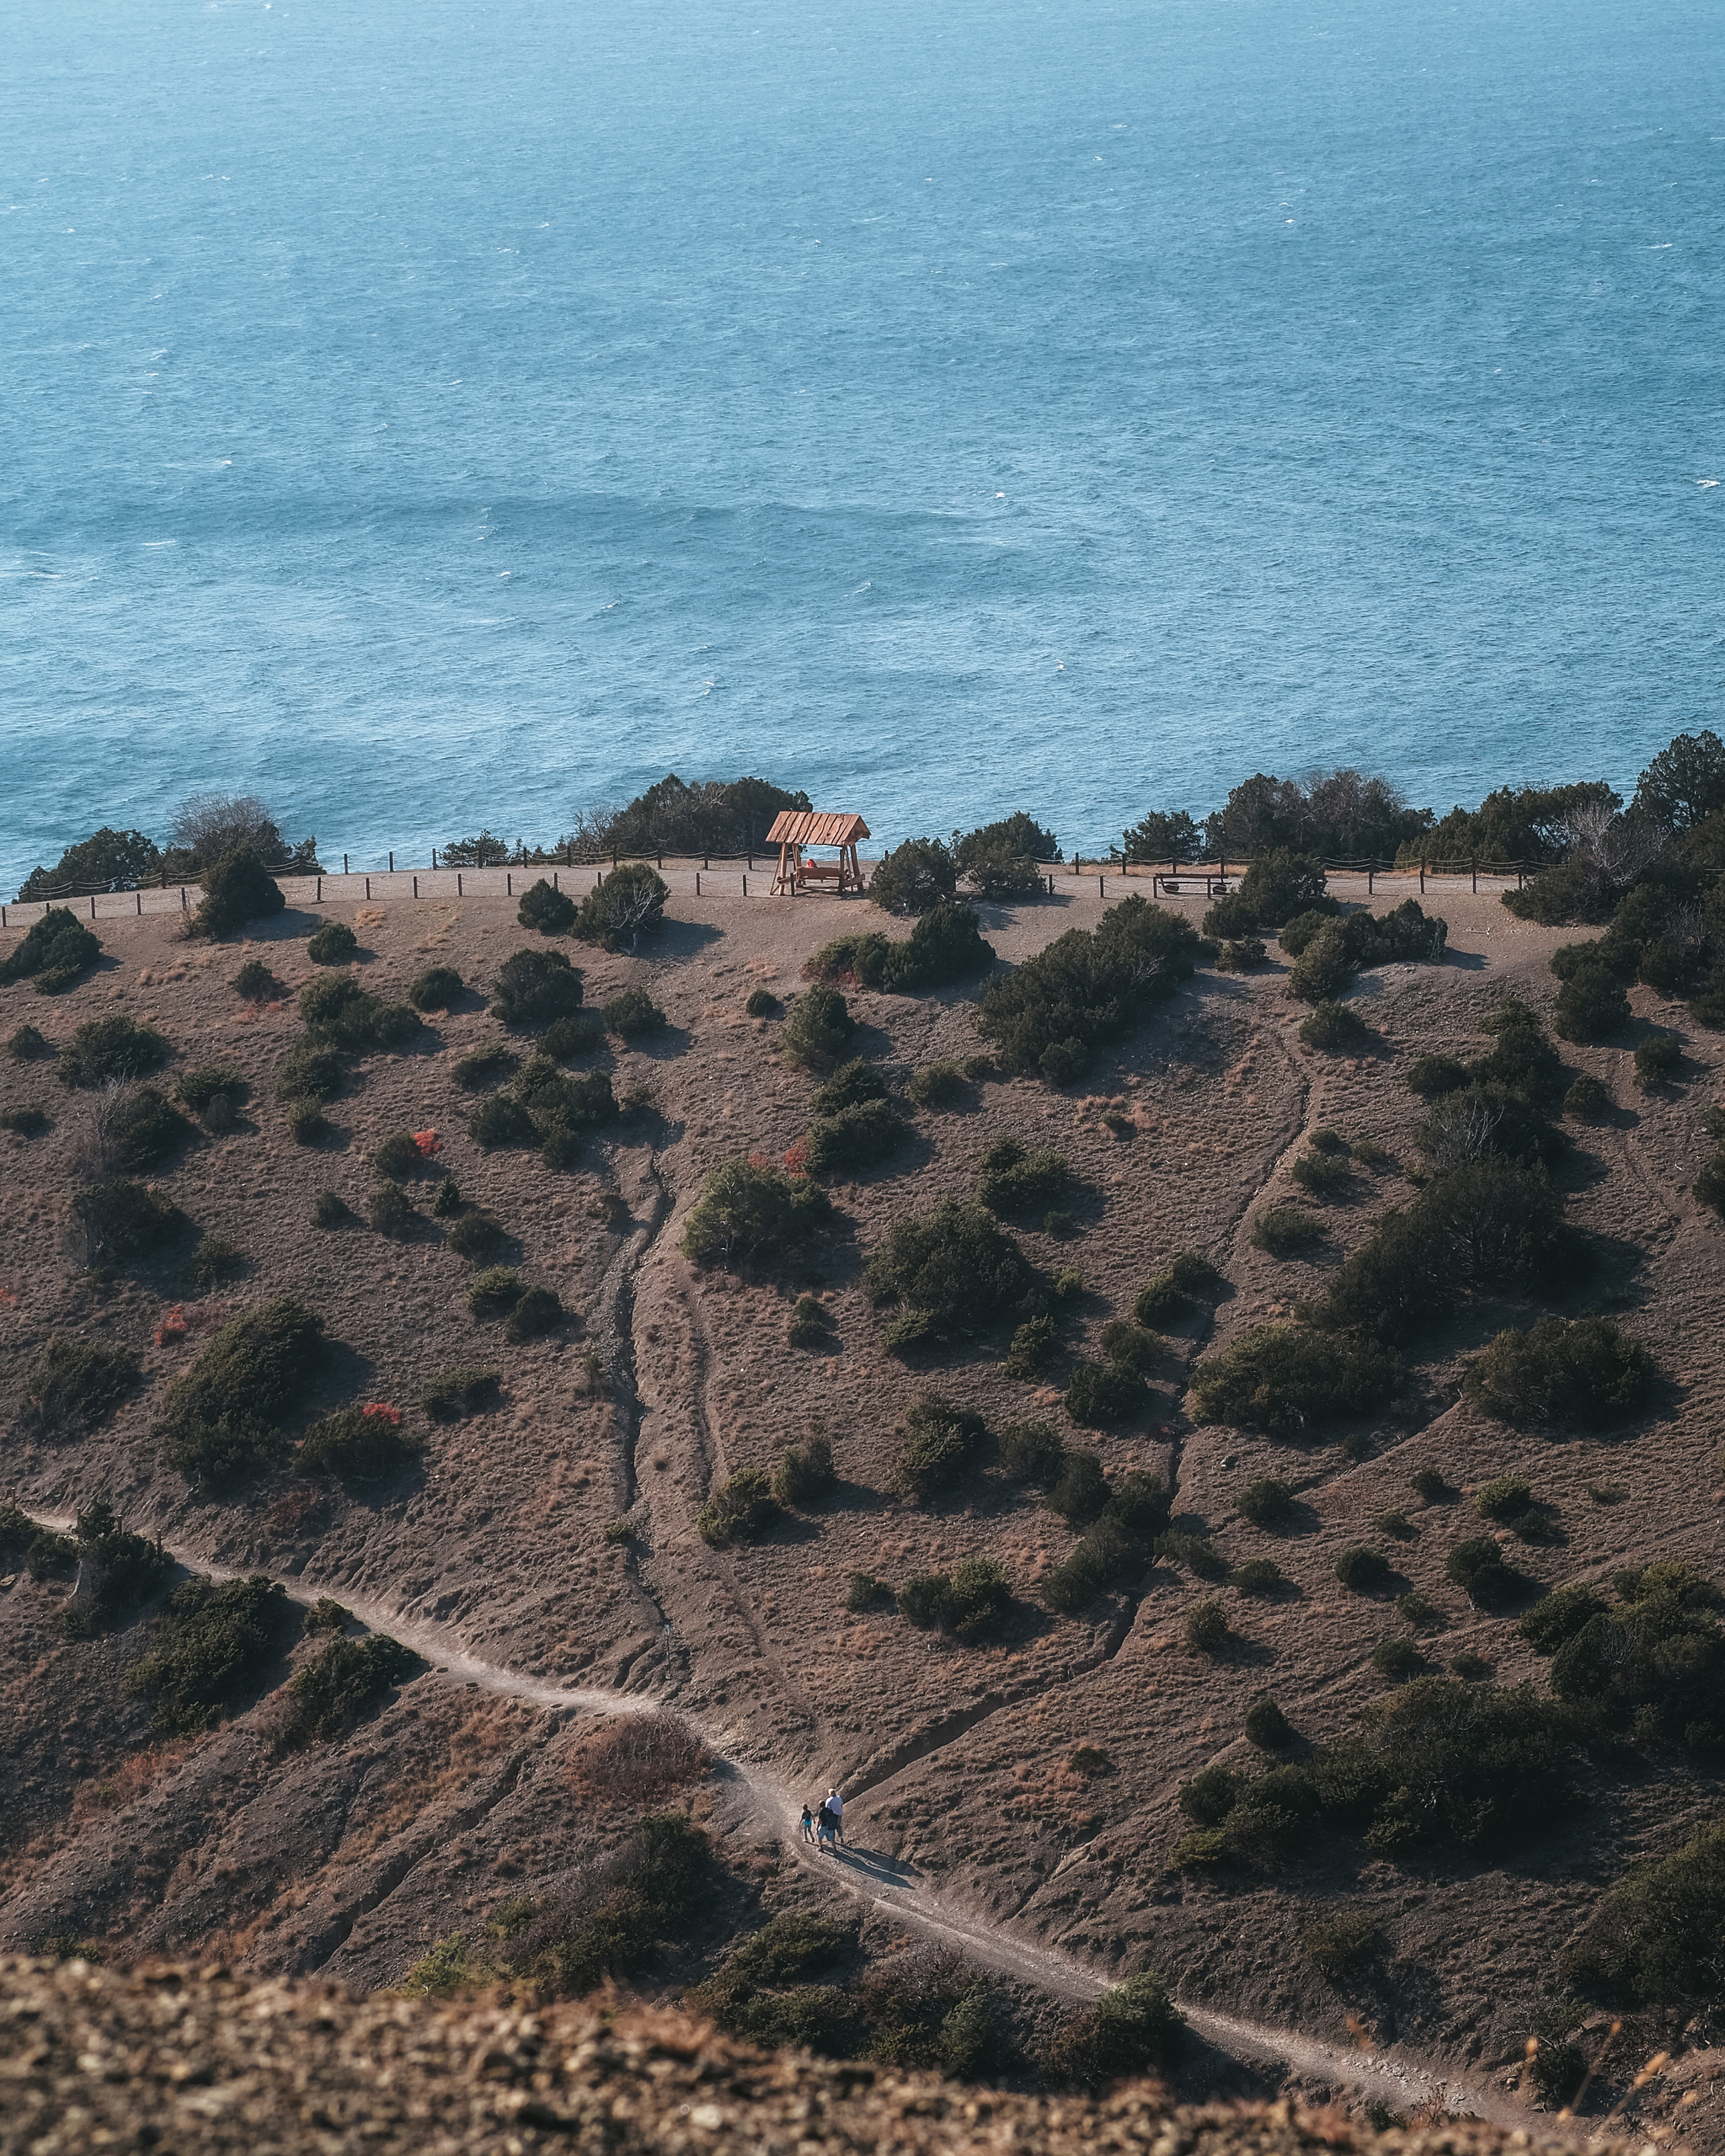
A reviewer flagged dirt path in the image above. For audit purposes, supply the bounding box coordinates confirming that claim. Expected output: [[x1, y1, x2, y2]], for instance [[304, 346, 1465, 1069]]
[[23, 1509, 1547, 2132]]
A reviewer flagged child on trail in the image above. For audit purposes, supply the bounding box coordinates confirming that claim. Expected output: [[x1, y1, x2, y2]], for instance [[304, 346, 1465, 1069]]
[[799, 1803, 815, 1844]]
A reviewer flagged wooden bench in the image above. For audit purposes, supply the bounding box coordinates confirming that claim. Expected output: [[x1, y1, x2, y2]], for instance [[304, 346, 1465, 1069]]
[[798, 859, 844, 883]]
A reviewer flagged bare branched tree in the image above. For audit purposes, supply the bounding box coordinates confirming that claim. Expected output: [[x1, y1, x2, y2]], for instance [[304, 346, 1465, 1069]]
[[1419, 1090, 1506, 1173], [170, 792, 280, 867]]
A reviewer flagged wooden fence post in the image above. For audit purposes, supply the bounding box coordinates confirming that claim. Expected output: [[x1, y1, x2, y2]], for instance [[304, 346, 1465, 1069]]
[[1419, 862, 1425, 894], [1367, 865, 1375, 895], [136, 892, 142, 915], [457, 873, 462, 896], [89, 894, 96, 920], [316, 876, 322, 901], [696, 872, 702, 896], [506, 873, 512, 897], [1471, 859, 1478, 894], [344, 853, 350, 875], [743, 874, 749, 897], [180, 887, 187, 911], [365, 876, 371, 899], [413, 876, 419, 898], [553, 873, 558, 892], [432, 848, 438, 869], [1098, 874, 1105, 897], [388, 851, 393, 873]]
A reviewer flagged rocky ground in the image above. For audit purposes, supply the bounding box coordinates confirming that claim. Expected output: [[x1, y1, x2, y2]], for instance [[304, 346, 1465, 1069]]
[[1, 873, 1720, 2137]]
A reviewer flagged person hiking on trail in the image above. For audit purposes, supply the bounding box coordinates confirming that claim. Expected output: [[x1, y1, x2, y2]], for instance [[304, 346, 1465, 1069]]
[[799, 1802, 815, 1844], [814, 1801, 836, 1851], [825, 1786, 844, 1846]]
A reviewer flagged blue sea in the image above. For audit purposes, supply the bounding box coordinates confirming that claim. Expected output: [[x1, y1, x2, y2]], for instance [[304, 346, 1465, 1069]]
[[3, 0, 1722, 893]]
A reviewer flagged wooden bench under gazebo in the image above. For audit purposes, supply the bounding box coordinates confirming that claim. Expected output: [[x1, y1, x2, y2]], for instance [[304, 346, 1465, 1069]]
[[766, 810, 869, 896]]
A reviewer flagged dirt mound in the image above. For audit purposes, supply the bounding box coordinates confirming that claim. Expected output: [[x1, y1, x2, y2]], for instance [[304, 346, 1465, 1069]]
[[0, 1956, 1603, 2156]]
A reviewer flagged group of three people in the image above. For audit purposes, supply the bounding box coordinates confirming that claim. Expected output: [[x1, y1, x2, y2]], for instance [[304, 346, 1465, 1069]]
[[799, 1786, 844, 1850]]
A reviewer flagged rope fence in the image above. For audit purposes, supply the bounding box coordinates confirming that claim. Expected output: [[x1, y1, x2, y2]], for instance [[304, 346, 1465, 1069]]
[[0, 852, 1541, 932]]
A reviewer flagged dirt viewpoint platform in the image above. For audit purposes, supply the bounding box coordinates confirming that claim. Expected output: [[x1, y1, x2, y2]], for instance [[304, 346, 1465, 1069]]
[[1, 877, 1722, 2137], [0, 1960, 1626, 2156]]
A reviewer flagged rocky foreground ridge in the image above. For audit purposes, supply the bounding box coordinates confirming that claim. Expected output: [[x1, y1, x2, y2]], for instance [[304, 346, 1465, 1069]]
[[1, 1957, 1619, 2156]]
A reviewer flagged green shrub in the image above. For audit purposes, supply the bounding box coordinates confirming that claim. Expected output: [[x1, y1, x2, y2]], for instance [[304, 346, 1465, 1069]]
[[772, 1426, 837, 1507], [1158, 1530, 1226, 1581], [975, 895, 1199, 1079], [1039, 1972, 1184, 2091], [1563, 1072, 1610, 1119], [307, 921, 357, 964], [1287, 921, 1354, 1003], [432, 1176, 462, 1218], [846, 1571, 889, 1612], [190, 847, 286, 938], [8, 1022, 51, 1059], [1215, 936, 1268, 971], [540, 1009, 606, 1059], [454, 1046, 521, 1091], [894, 1391, 988, 1501], [782, 984, 855, 1066], [1133, 1252, 1220, 1324], [311, 1189, 350, 1229], [0, 1103, 49, 1137], [1542, 1562, 1725, 1753], [681, 1157, 832, 1269], [1188, 1325, 1402, 1433], [518, 878, 576, 935], [787, 1291, 834, 1349], [189, 1234, 244, 1291], [697, 1466, 779, 1547], [1003, 1313, 1060, 1378], [879, 899, 995, 990], [1052, 1264, 1084, 1299], [1000, 1418, 1065, 1481], [1474, 1474, 1533, 1521], [573, 861, 669, 951], [1464, 1316, 1653, 1428], [1237, 1476, 1295, 1528], [17, 1334, 142, 1441], [745, 986, 778, 1017], [812, 1058, 888, 1114], [492, 947, 585, 1029], [1231, 1558, 1284, 1597], [863, 1197, 1038, 1345], [1517, 1583, 1610, 1655], [152, 1294, 325, 1489], [124, 1574, 292, 1735], [55, 1502, 174, 1639], [1245, 1696, 1295, 1749], [275, 1038, 344, 1106], [507, 1286, 565, 1342], [806, 1097, 911, 1174], [284, 1097, 328, 1144], [1411, 1466, 1450, 1501], [1334, 1545, 1392, 1593], [174, 1060, 245, 1121], [1065, 1358, 1149, 1427], [1299, 1001, 1370, 1051], [1204, 891, 1258, 940], [1406, 1053, 1466, 1097], [869, 836, 957, 915], [1186, 1598, 1231, 1652], [1276, 908, 1333, 958], [286, 1631, 419, 1744], [1413, 1082, 1565, 1172], [1370, 1634, 1424, 1680], [1237, 850, 1332, 927], [976, 1136, 1069, 1214], [1036, 1037, 1087, 1086], [408, 964, 463, 1011], [445, 1211, 507, 1260], [1250, 1205, 1324, 1257], [56, 1015, 170, 1087], [1634, 1030, 1682, 1089], [1, 907, 103, 993], [1303, 1910, 1379, 1978], [1446, 1535, 1528, 1608], [71, 1178, 186, 1265], [1557, 1817, 1725, 2006], [421, 1365, 500, 1420], [232, 958, 276, 1001], [367, 1181, 414, 1236], [806, 930, 893, 988], [1290, 1148, 1351, 1194], [465, 1261, 522, 1315], [1046, 1449, 1108, 1525], [603, 985, 665, 1037], [1099, 1319, 1161, 1374], [1696, 1148, 1725, 1215], [100, 1086, 189, 1171], [1554, 961, 1632, 1043], [908, 1059, 968, 1107], [369, 1130, 419, 1178], [896, 1556, 1012, 1642], [297, 1406, 423, 1481]]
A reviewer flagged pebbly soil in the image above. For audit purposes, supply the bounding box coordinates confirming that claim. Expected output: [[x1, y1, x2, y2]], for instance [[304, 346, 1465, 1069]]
[[1, 876, 1722, 2133]]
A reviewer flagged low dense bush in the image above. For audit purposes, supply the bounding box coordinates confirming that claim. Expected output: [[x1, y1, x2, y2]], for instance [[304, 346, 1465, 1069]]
[[781, 985, 855, 1066], [275, 1037, 344, 1106], [1554, 960, 1632, 1043], [1290, 1147, 1351, 1195], [908, 1059, 968, 1108], [445, 1211, 508, 1260], [1099, 1319, 1161, 1374], [371, 1130, 423, 1178], [1042, 1472, 1170, 1612], [540, 1009, 606, 1059], [56, 1015, 170, 1087], [1039, 1972, 1184, 2091], [518, 878, 576, 934], [56, 1502, 174, 1639], [1299, 1001, 1370, 1051], [0, 1103, 48, 1136], [1413, 1083, 1564, 1172], [1, 907, 102, 993], [125, 1574, 293, 1735], [421, 1365, 500, 1420], [697, 1466, 779, 1546], [285, 1631, 419, 1745], [1446, 1535, 1529, 1608], [1564, 1071, 1610, 1119], [1246, 1695, 1295, 1749], [507, 1286, 565, 1342], [1215, 935, 1268, 971], [297, 1405, 423, 1481], [285, 1097, 328, 1143], [847, 1572, 890, 1612], [787, 1291, 834, 1349], [466, 1093, 537, 1149], [492, 947, 585, 1029], [8, 1023, 51, 1059], [869, 836, 958, 916], [1188, 1325, 1402, 1433], [1517, 1583, 1609, 1655], [1000, 1418, 1065, 1482], [1334, 1545, 1392, 1593], [1303, 1910, 1379, 1978], [894, 1391, 989, 1502], [102, 1086, 190, 1171], [296, 973, 420, 1054], [1634, 1030, 1682, 1089], [745, 985, 778, 1017], [1540, 1561, 1725, 1755], [1231, 1558, 1284, 1597], [1237, 850, 1332, 927], [1696, 1147, 1725, 1215], [189, 1234, 245, 1291], [408, 964, 463, 1011], [312, 1189, 351, 1229], [574, 861, 669, 951], [805, 1097, 911, 1175], [1370, 1634, 1424, 1680], [681, 1157, 832, 1269], [885, 899, 996, 988], [152, 1295, 326, 1490], [1186, 1598, 1231, 1652], [1065, 1358, 1149, 1427], [190, 847, 286, 938], [863, 1198, 1039, 1346], [307, 921, 357, 964], [1204, 890, 1259, 940], [975, 894, 1200, 1081], [368, 1182, 415, 1236], [18, 1334, 142, 1441], [1466, 999, 1567, 1104], [806, 930, 892, 988], [174, 1061, 245, 1123], [1133, 1252, 1220, 1323], [976, 1136, 1069, 1214], [455, 1046, 522, 1091], [897, 1555, 1013, 1642], [772, 1425, 836, 1507], [1463, 1315, 1653, 1427], [1251, 1205, 1324, 1257], [603, 985, 665, 1037], [232, 958, 276, 1001], [1237, 1476, 1295, 1528], [1405, 1052, 1466, 1097], [72, 1178, 186, 1265], [1558, 1817, 1725, 2006]]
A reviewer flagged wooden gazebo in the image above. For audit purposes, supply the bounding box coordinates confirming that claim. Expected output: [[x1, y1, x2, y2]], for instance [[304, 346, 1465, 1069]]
[[766, 810, 870, 896]]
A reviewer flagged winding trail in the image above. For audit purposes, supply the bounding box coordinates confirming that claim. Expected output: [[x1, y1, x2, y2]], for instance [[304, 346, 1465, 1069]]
[[25, 1508, 1551, 2135]]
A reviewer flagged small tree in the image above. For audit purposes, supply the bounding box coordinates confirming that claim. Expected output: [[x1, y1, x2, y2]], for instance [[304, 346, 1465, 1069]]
[[518, 878, 576, 934], [574, 862, 669, 950], [190, 846, 286, 938], [869, 836, 957, 916]]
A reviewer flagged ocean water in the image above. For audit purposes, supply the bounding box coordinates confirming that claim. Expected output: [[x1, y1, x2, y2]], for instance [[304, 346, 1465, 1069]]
[[3, 0, 1722, 893]]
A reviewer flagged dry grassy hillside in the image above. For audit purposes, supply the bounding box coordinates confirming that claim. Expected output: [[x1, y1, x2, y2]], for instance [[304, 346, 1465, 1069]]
[[1, 877, 1721, 2136]]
